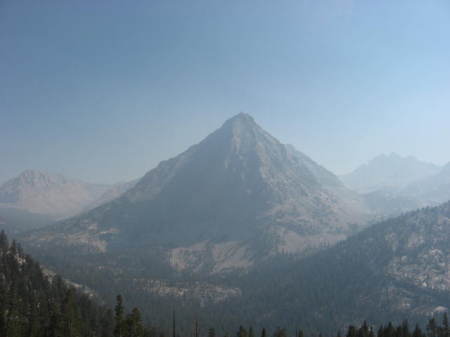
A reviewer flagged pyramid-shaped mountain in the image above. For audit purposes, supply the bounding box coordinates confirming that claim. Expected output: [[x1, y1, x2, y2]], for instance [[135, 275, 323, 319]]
[[25, 114, 368, 271]]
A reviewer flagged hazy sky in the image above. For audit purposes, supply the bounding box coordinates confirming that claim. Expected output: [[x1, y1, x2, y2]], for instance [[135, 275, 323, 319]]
[[1, 0, 449, 184]]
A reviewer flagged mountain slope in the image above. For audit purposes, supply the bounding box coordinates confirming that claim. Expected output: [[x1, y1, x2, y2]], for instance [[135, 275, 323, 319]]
[[401, 162, 450, 205], [342, 154, 440, 193], [236, 201, 450, 332], [24, 114, 369, 272], [0, 207, 55, 235], [84, 179, 138, 211], [0, 231, 116, 337], [0, 170, 110, 219]]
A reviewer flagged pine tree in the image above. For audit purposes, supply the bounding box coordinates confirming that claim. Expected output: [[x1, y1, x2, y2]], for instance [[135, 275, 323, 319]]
[[401, 320, 411, 337], [0, 231, 119, 337], [60, 289, 82, 337], [209, 327, 216, 337], [249, 327, 255, 337], [442, 314, 449, 337], [172, 310, 176, 337], [114, 295, 125, 337], [6, 285, 23, 337], [0, 230, 8, 252], [273, 327, 287, 337], [238, 326, 248, 337], [347, 326, 357, 337], [412, 324, 423, 337], [195, 319, 199, 337], [126, 307, 145, 337], [261, 327, 267, 337], [428, 318, 438, 337]]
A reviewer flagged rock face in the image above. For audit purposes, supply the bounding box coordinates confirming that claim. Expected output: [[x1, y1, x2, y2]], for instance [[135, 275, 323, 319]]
[[24, 113, 369, 272], [341, 153, 440, 193]]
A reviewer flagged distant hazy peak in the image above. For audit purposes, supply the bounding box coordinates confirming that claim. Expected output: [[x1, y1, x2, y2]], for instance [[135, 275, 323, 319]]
[[18, 169, 58, 180], [0, 170, 112, 218], [342, 153, 440, 193], [369, 153, 436, 165], [3, 169, 65, 189], [440, 162, 450, 173]]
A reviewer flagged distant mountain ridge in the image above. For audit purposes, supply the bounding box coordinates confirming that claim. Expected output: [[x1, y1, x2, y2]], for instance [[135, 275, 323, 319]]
[[341, 153, 440, 193], [400, 162, 450, 205], [0, 169, 110, 218], [0, 170, 137, 234]]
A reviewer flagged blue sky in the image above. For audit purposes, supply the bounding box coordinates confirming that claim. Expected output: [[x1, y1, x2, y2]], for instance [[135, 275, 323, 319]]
[[1, 0, 449, 184]]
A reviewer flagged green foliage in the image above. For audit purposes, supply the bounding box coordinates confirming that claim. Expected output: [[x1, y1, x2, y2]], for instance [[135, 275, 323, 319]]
[[2, 230, 450, 337], [0, 231, 114, 337], [209, 327, 216, 337]]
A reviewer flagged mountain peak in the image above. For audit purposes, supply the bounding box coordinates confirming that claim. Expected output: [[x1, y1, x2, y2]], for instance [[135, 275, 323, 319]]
[[15, 170, 67, 186], [40, 113, 367, 256], [222, 113, 259, 134], [215, 113, 280, 153], [342, 153, 440, 193], [441, 162, 450, 173], [0, 170, 112, 218], [19, 169, 48, 178], [227, 112, 255, 124]]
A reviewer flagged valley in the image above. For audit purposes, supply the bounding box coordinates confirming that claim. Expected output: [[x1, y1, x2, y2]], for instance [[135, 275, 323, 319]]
[[1, 114, 446, 334]]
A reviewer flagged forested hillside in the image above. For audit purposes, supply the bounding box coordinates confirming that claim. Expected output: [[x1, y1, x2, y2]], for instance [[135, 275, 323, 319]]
[[231, 202, 450, 333], [0, 231, 152, 337], [1, 230, 449, 337]]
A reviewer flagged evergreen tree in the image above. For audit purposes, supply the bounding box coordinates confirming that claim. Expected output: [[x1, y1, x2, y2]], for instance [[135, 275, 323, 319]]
[[273, 328, 287, 337], [428, 318, 438, 337], [261, 327, 267, 337], [413, 325, 423, 337], [114, 295, 125, 337], [347, 326, 358, 337], [172, 310, 176, 337], [209, 327, 216, 337], [126, 308, 145, 337], [249, 327, 255, 337], [238, 326, 248, 337], [60, 289, 82, 337], [442, 314, 449, 337], [195, 319, 199, 337]]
